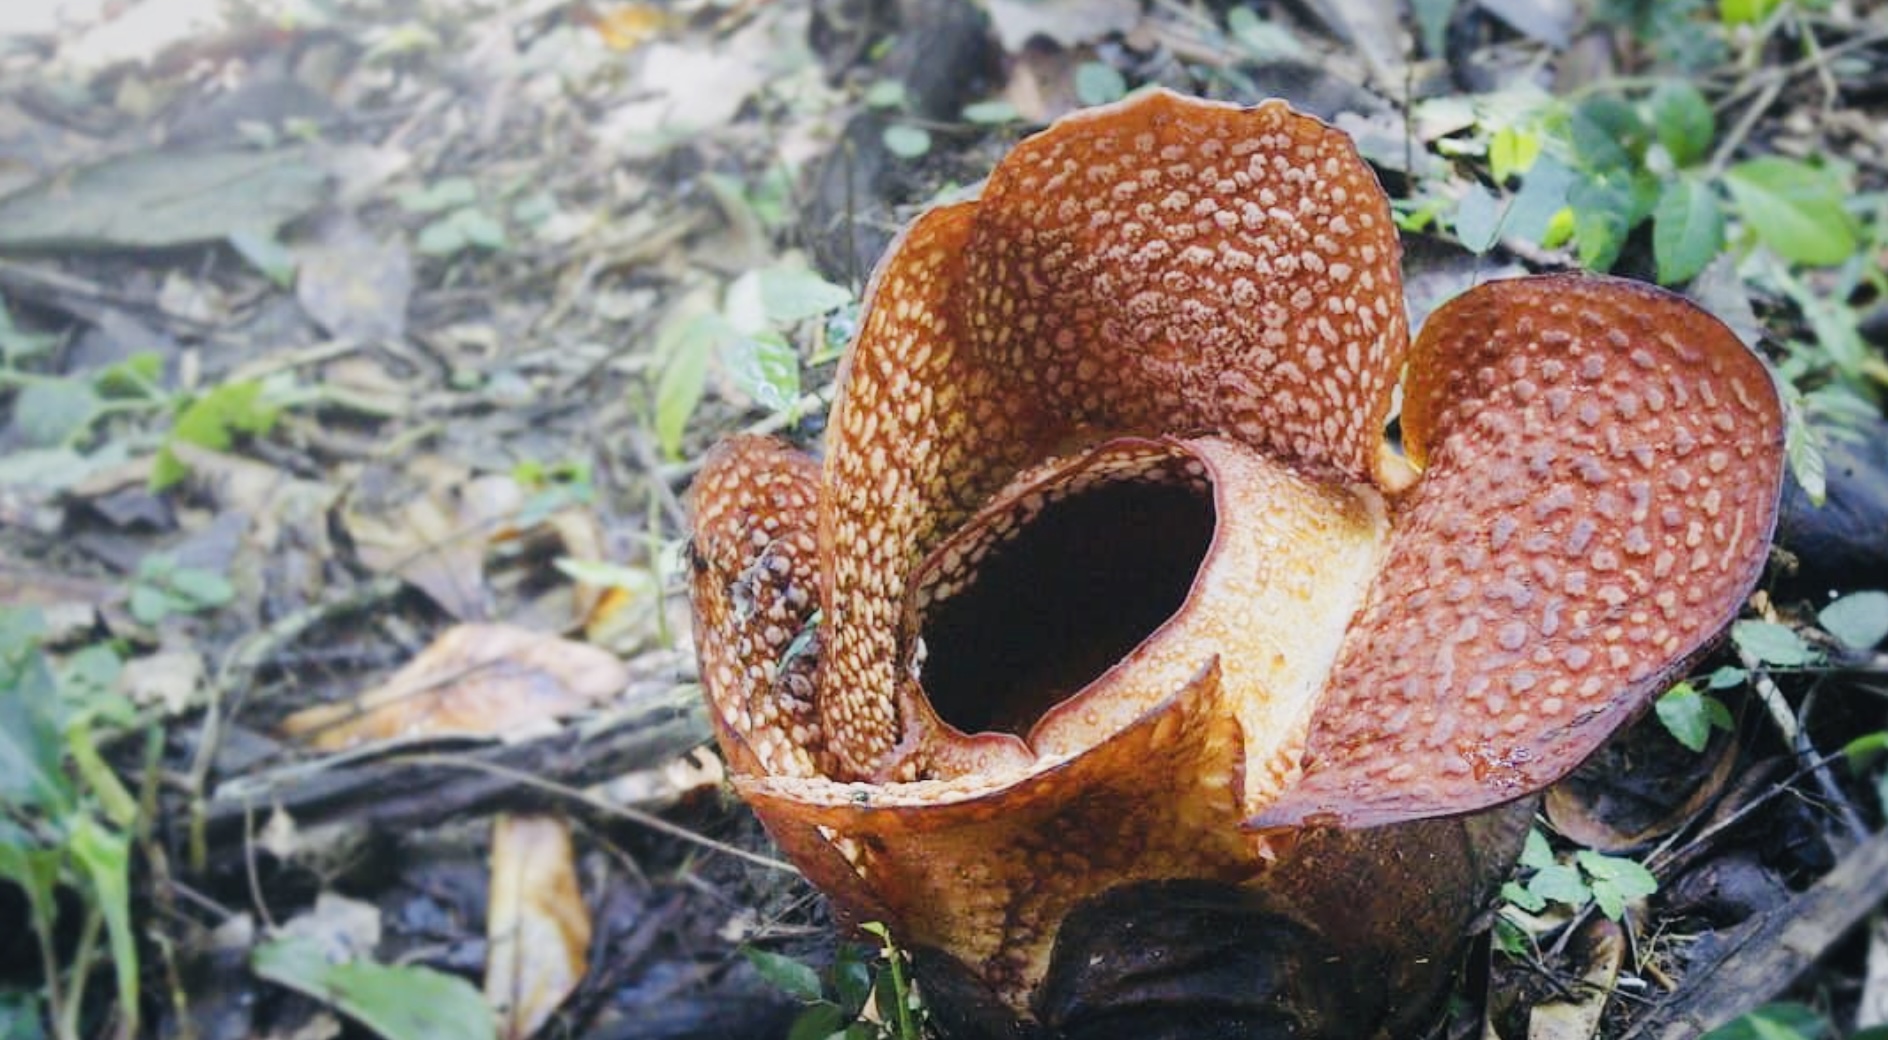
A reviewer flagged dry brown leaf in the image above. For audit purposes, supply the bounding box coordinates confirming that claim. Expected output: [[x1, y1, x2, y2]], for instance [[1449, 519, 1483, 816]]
[[1525, 919, 1624, 1040], [574, 2, 671, 51], [294, 215, 414, 342], [341, 458, 520, 619], [278, 622, 627, 751], [485, 813, 592, 1040], [116, 648, 206, 715]]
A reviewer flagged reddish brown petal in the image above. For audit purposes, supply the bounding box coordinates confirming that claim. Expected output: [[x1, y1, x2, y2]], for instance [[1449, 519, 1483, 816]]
[[964, 89, 1409, 483], [818, 92, 1408, 779], [687, 435, 825, 779], [1256, 275, 1785, 830], [818, 202, 1000, 777], [739, 658, 1257, 1011]]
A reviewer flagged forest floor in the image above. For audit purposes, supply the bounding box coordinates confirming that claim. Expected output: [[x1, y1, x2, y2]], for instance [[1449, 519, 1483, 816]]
[[1, 0, 1886, 1038]]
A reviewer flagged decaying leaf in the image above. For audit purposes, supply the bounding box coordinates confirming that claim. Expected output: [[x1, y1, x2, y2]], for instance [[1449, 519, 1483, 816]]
[[485, 813, 592, 1040], [293, 216, 415, 342], [278, 623, 627, 751], [341, 458, 519, 620], [0, 147, 329, 251]]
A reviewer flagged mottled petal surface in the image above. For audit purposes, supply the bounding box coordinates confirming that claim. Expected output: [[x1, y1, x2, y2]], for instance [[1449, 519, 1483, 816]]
[[1256, 275, 1785, 829], [817, 91, 1409, 779]]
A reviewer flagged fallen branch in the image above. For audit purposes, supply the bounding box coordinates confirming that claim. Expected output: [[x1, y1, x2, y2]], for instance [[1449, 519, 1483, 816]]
[[186, 681, 713, 873], [1624, 826, 1888, 1039]]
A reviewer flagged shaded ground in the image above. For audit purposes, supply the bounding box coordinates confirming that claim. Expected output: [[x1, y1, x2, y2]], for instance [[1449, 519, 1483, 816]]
[[0, 0, 1886, 1038]]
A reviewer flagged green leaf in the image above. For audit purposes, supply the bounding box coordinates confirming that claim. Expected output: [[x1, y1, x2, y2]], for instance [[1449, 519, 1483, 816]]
[[253, 938, 497, 1040], [1817, 590, 1888, 649], [1568, 96, 1649, 176], [1501, 880, 1546, 912], [1723, 158, 1858, 266], [91, 351, 163, 398], [786, 1003, 846, 1040], [228, 228, 298, 287], [743, 947, 826, 1004], [1410, 0, 1458, 58], [961, 100, 1019, 125], [456, 209, 508, 251], [1718, 0, 1782, 26], [11, 379, 102, 447], [1701, 1002, 1827, 1039], [0, 990, 46, 1040], [166, 565, 235, 610], [652, 313, 721, 459], [1707, 665, 1748, 689], [1653, 177, 1725, 285], [1519, 828, 1555, 870], [864, 79, 907, 110], [1842, 730, 1888, 764], [1656, 682, 1715, 752], [1504, 156, 1577, 244], [1527, 863, 1591, 907], [1489, 126, 1541, 185], [732, 268, 853, 329], [1452, 183, 1502, 254], [1074, 62, 1127, 107], [1576, 851, 1658, 901], [1649, 81, 1715, 167], [415, 216, 467, 257], [881, 124, 931, 160], [71, 815, 138, 1033], [0, 838, 62, 946], [397, 177, 478, 215], [0, 610, 70, 811], [721, 332, 801, 413], [128, 584, 174, 626], [1731, 619, 1815, 667], [831, 945, 874, 1016], [1784, 404, 1827, 507], [1569, 178, 1633, 271]]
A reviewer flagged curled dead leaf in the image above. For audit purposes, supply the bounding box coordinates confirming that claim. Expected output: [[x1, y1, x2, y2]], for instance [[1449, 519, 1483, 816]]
[[485, 813, 592, 1040], [279, 622, 626, 751]]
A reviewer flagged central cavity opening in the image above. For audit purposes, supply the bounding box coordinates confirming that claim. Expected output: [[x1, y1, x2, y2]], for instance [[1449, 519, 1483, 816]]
[[919, 478, 1215, 739]]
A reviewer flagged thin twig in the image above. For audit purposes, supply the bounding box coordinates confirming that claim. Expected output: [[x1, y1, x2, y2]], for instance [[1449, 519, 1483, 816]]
[[186, 576, 405, 871], [402, 752, 798, 874]]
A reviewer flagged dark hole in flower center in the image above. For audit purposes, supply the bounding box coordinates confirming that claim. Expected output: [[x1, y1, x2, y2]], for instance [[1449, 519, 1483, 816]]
[[918, 477, 1214, 739]]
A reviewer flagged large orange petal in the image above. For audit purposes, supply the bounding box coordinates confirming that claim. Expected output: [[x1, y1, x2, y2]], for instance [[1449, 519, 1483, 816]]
[[817, 90, 1409, 780], [1256, 275, 1785, 829], [739, 659, 1254, 1011]]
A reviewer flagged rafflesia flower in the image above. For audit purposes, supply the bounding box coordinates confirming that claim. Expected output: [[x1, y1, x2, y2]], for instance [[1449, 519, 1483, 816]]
[[687, 90, 1785, 1038]]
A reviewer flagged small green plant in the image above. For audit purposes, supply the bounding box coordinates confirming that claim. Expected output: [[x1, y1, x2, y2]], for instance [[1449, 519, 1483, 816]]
[[745, 921, 926, 1040], [126, 552, 235, 626], [150, 377, 286, 490], [398, 176, 509, 258], [1699, 1001, 1888, 1040], [1656, 679, 1736, 752], [651, 263, 854, 457], [1501, 829, 1659, 924], [0, 609, 144, 1040], [1456, 80, 1858, 282]]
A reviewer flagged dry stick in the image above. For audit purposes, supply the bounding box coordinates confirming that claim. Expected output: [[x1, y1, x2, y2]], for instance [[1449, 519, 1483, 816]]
[[401, 752, 798, 874], [1621, 825, 1888, 1040], [184, 576, 404, 871], [1739, 647, 1870, 851]]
